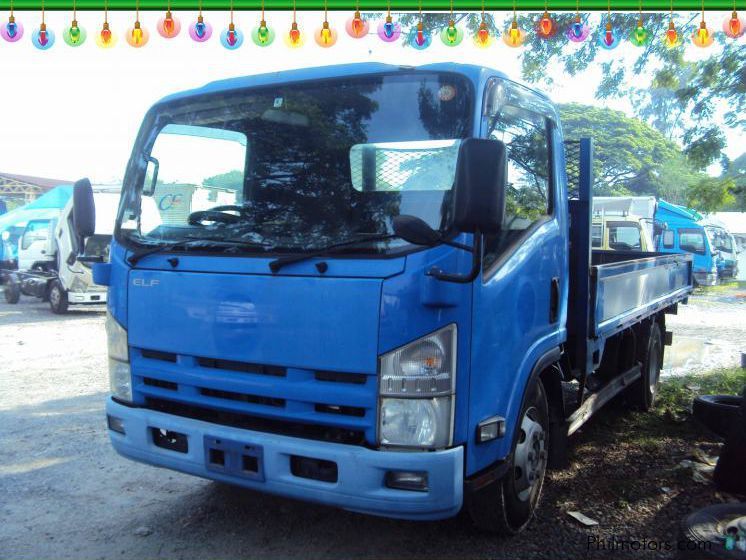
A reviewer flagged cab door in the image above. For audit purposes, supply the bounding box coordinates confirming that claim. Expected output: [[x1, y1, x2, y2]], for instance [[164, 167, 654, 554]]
[[466, 80, 567, 474]]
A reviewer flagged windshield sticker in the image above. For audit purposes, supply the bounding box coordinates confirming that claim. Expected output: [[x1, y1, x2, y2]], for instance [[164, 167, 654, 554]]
[[273, 97, 284, 108]]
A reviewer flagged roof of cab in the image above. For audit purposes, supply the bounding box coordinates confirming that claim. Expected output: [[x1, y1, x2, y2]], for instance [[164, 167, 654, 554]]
[[156, 63, 529, 106]]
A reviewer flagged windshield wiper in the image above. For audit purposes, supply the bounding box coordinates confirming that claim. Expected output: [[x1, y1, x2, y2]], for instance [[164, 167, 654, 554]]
[[268, 234, 397, 273], [128, 238, 270, 266]]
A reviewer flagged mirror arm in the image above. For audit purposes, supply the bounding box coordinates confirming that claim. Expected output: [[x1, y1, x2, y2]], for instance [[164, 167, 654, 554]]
[[441, 238, 474, 252], [77, 255, 105, 264], [426, 231, 483, 284]]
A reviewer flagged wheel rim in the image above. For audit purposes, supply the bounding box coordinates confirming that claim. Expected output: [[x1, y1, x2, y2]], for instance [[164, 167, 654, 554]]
[[648, 342, 660, 393], [50, 286, 60, 307], [513, 406, 547, 502]]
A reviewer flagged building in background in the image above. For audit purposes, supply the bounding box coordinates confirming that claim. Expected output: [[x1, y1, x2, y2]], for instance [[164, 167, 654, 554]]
[[0, 172, 75, 211]]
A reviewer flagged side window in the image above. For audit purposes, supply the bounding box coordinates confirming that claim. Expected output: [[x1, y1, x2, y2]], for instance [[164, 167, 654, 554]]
[[679, 229, 706, 255], [483, 102, 552, 269], [591, 224, 603, 248], [662, 230, 675, 249], [21, 220, 51, 250]]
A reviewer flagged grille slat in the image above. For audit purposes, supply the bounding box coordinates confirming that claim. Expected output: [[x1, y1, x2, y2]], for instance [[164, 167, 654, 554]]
[[197, 357, 286, 377], [200, 387, 285, 408], [141, 349, 177, 363]]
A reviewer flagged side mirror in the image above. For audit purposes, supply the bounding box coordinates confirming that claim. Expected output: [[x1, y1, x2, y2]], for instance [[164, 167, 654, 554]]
[[391, 139, 507, 284], [143, 154, 159, 196], [452, 138, 507, 235], [73, 178, 95, 255], [653, 220, 666, 237]]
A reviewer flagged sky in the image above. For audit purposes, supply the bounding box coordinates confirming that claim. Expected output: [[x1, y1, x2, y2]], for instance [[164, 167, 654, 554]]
[[0, 9, 742, 184]]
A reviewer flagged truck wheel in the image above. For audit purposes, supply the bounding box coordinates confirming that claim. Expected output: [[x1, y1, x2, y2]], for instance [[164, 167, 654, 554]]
[[631, 322, 662, 411], [48, 280, 69, 314], [4, 281, 21, 304], [468, 379, 549, 535], [678, 503, 746, 559]]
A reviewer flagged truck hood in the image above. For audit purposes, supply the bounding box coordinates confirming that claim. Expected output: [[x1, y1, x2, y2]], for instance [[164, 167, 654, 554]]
[[127, 269, 382, 373]]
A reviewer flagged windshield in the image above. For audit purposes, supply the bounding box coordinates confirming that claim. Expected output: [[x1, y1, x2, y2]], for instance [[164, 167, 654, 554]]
[[607, 221, 642, 251], [706, 227, 733, 254], [118, 72, 473, 255]]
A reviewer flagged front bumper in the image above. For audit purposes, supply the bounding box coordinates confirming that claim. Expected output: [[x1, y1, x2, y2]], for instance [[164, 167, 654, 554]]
[[693, 271, 718, 286], [106, 398, 464, 520], [68, 290, 107, 304]]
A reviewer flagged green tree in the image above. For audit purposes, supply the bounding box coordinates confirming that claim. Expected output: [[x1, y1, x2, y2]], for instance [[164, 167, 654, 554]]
[[203, 170, 244, 191], [559, 103, 691, 198], [389, 11, 744, 168], [720, 153, 746, 211], [685, 176, 736, 212]]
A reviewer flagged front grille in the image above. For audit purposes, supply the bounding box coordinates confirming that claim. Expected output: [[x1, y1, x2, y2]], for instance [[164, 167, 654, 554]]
[[132, 347, 377, 445], [314, 403, 366, 417], [141, 349, 177, 363], [197, 357, 286, 377], [315, 370, 367, 385], [145, 398, 367, 446], [200, 387, 285, 408], [144, 377, 177, 391]]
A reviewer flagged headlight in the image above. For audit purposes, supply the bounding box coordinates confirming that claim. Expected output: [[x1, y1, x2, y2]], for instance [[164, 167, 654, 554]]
[[378, 325, 456, 449], [106, 311, 132, 402], [380, 397, 453, 448]]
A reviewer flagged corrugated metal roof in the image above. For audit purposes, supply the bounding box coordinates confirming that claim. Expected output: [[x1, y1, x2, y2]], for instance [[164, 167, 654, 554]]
[[0, 172, 74, 191]]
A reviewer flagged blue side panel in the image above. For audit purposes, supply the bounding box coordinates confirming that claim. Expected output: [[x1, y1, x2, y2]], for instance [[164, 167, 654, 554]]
[[465, 127, 568, 475], [107, 242, 130, 326], [378, 240, 473, 447]]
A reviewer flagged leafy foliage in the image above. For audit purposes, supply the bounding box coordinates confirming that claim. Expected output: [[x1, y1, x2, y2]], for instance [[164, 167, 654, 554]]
[[720, 153, 746, 211], [388, 11, 744, 170], [560, 103, 687, 197], [204, 170, 243, 191], [685, 176, 737, 212]]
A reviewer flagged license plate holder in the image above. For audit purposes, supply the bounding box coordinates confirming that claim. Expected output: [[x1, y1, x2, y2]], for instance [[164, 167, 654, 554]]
[[204, 436, 264, 482]]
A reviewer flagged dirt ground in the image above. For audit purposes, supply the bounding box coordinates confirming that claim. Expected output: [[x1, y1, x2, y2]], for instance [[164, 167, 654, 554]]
[[1, 285, 745, 560]]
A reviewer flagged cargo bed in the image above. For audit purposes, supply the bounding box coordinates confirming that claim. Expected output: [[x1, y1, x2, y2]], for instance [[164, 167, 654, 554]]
[[590, 250, 693, 339]]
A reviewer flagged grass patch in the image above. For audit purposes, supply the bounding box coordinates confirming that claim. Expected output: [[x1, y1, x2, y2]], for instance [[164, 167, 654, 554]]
[[657, 367, 746, 417], [694, 280, 746, 294], [605, 367, 746, 445]]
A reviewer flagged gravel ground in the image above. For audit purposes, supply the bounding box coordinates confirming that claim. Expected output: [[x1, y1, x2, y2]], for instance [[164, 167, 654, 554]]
[[1, 286, 744, 560]]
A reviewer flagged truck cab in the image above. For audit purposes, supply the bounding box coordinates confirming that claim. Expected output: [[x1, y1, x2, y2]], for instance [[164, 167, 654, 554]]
[[704, 223, 738, 281], [591, 214, 654, 252], [656, 200, 718, 286], [18, 218, 56, 271], [74, 64, 691, 534], [6, 187, 122, 312]]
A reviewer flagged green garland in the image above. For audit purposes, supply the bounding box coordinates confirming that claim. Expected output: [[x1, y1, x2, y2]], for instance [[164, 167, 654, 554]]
[[0, 0, 734, 10]]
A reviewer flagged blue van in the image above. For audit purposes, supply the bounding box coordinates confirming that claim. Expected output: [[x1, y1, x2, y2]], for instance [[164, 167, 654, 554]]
[[656, 200, 718, 286]]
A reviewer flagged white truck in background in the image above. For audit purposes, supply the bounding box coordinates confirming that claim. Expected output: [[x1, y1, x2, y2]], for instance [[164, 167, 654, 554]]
[[4, 186, 121, 313]]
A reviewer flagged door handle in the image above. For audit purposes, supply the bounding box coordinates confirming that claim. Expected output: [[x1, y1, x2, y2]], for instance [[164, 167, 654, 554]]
[[549, 277, 560, 323]]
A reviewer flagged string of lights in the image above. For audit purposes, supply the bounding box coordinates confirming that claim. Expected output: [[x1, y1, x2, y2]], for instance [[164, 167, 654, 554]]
[[3, 2, 744, 48]]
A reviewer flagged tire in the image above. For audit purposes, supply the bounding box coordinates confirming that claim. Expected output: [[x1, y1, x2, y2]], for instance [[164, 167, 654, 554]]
[[692, 395, 743, 439], [4, 281, 21, 304], [48, 280, 68, 314], [713, 388, 746, 494], [678, 503, 746, 559], [630, 321, 663, 411], [468, 379, 549, 535]]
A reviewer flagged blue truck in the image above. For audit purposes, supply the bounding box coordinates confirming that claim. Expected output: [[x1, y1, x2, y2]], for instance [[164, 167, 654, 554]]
[[656, 200, 718, 286], [71, 63, 693, 534]]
